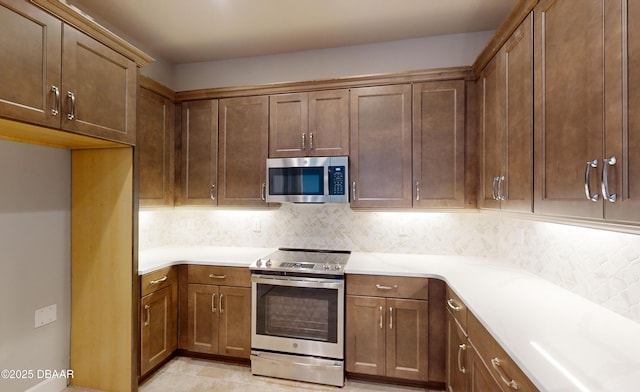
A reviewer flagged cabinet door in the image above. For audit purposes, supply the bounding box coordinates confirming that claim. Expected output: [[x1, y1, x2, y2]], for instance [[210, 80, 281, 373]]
[[413, 80, 465, 208], [61, 25, 137, 144], [534, 0, 604, 218], [218, 286, 251, 358], [179, 100, 218, 205], [345, 295, 386, 376], [141, 285, 177, 376], [502, 12, 534, 213], [604, 0, 640, 223], [186, 284, 219, 354], [218, 96, 269, 206], [308, 89, 350, 156], [385, 298, 429, 381], [0, 0, 61, 128], [446, 311, 468, 392], [478, 54, 505, 210], [469, 347, 503, 392], [138, 87, 174, 206], [269, 93, 308, 157], [350, 85, 413, 208]]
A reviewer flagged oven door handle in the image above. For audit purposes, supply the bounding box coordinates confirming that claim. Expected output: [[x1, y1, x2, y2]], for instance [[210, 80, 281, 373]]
[[251, 274, 344, 289], [250, 353, 342, 369]]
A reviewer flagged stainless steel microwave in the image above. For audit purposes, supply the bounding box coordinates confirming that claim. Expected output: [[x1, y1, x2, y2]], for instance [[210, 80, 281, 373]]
[[266, 156, 348, 203]]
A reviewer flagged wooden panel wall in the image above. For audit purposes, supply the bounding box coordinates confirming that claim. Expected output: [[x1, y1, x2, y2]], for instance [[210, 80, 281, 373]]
[[71, 147, 134, 392]]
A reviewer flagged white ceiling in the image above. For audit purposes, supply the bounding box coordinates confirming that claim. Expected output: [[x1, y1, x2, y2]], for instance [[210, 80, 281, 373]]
[[66, 0, 516, 64]]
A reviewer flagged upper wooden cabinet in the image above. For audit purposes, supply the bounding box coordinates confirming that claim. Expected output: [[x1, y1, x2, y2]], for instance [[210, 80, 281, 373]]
[[218, 96, 269, 206], [413, 80, 466, 208], [138, 84, 175, 206], [479, 12, 533, 213], [603, 0, 640, 223], [533, 0, 605, 219], [269, 90, 349, 157], [350, 85, 413, 208], [0, 0, 137, 144], [0, 0, 61, 129], [178, 100, 218, 206]]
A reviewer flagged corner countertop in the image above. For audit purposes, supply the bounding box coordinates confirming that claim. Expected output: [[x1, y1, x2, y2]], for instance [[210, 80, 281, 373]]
[[139, 247, 640, 392]]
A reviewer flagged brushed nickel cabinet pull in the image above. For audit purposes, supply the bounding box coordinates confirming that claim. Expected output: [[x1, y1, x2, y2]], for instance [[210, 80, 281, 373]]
[[375, 284, 397, 290], [261, 182, 266, 201], [211, 293, 217, 313], [309, 132, 314, 150], [209, 274, 227, 279], [601, 156, 617, 202], [389, 307, 393, 329], [492, 176, 498, 200], [379, 305, 383, 329], [301, 133, 306, 150], [149, 276, 167, 285], [491, 358, 519, 390], [51, 86, 60, 116], [457, 343, 467, 374], [219, 294, 224, 314], [144, 304, 150, 327], [352, 181, 357, 201], [67, 91, 76, 120], [447, 298, 463, 312], [415, 181, 420, 201], [497, 175, 506, 201], [210, 184, 216, 200], [584, 159, 599, 201]]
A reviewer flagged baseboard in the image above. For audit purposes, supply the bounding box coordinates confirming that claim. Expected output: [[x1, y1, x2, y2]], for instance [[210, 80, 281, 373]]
[[24, 377, 68, 392]]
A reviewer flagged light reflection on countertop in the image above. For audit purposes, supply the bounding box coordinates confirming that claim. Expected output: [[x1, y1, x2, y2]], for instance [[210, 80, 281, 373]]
[[139, 247, 640, 392]]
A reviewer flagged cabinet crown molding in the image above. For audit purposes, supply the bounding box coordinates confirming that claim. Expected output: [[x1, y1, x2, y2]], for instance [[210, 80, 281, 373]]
[[29, 0, 154, 67]]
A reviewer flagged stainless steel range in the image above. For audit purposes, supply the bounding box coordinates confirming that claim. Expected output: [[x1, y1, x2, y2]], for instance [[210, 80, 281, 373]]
[[249, 248, 350, 387]]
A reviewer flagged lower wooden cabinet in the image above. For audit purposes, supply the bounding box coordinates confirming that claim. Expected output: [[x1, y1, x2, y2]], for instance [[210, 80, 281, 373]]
[[180, 265, 252, 359], [346, 275, 430, 382], [445, 286, 538, 392], [446, 310, 468, 392], [140, 267, 178, 377]]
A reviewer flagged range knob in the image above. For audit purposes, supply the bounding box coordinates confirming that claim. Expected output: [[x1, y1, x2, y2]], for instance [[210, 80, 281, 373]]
[[334, 264, 342, 271], [265, 258, 272, 267], [255, 258, 262, 267], [323, 263, 331, 270]]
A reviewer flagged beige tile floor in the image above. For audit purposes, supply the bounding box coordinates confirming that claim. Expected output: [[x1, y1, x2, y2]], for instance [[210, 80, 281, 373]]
[[66, 356, 442, 391]]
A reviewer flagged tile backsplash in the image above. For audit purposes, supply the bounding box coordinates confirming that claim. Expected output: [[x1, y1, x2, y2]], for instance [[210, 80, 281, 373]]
[[139, 204, 640, 323]]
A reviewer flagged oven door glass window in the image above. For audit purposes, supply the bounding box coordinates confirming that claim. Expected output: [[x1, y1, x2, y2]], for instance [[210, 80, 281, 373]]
[[255, 283, 338, 343], [268, 167, 324, 196]]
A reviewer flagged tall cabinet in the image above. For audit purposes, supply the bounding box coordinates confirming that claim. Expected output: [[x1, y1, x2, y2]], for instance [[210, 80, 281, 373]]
[[479, 12, 533, 212], [218, 96, 269, 206], [413, 80, 466, 208], [350, 85, 413, 208], [178, 100, 218, 205]]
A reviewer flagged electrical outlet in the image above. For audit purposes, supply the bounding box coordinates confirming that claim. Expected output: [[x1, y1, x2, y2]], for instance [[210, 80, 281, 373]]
[[35, 304, 57, 328]]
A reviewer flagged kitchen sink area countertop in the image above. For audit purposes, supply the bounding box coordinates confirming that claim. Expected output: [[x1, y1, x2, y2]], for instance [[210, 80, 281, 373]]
[[139, 246, 640, 392]]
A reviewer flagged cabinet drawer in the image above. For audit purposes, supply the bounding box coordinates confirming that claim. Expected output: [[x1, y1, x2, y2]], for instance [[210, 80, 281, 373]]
[[347, 274, 428, 300], [141, 266, 176, 297], [445, 285, 468, 333], [468, 313, 538, 392], [187, 265, 251, 287]]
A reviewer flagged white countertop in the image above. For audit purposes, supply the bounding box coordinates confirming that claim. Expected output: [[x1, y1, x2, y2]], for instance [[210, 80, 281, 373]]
[[138, 246, 276, 275], [139, 247, 640, 392]]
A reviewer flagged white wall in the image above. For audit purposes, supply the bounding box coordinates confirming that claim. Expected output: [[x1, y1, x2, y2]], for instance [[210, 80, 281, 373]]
[[172, 31, 494, 91], [0, 140, 71, 392], [139, 206, 640, 324]]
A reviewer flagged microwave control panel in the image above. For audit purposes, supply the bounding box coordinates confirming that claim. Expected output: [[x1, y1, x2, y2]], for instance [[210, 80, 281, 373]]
[[328, 166, 346, 196]]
